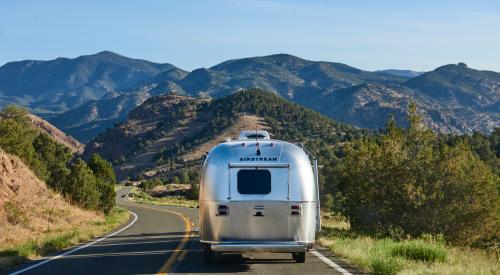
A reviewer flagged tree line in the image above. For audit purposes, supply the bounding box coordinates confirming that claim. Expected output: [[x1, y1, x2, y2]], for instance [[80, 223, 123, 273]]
[[322, 103, 499, 246], [0, 106, 116, 214]]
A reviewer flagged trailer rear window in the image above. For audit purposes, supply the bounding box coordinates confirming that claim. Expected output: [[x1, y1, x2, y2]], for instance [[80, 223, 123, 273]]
[[237, 169, 271, 194]]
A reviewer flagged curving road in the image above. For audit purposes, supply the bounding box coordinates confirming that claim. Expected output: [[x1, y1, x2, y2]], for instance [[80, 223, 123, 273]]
[[6, 187, 362, 275]]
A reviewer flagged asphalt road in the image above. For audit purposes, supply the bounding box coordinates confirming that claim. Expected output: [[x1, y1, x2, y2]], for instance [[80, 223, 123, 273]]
[[6, 187, 361, 275]]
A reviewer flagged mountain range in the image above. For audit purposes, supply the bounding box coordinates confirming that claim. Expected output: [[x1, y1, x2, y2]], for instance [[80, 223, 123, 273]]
[[0, 51, 498, 142], [0, 51, 176, 114]]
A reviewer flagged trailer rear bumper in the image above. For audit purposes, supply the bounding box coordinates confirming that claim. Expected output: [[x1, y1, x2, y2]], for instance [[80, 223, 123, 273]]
[[207, 241, 312, 252]]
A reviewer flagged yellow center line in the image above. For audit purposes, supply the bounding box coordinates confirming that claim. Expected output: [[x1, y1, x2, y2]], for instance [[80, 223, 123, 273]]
[[122, 193, 195, 274], [130, 204, 192, 275]]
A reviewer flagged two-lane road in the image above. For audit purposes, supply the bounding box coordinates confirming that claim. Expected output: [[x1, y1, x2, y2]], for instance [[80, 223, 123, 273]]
[[6, 188, 360, 274]]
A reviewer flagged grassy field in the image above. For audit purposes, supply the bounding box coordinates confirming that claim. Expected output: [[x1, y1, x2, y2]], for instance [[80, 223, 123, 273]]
[[0, 207, 130, 272], [128, 187, 198, 208], [318, 213, 499, 275]]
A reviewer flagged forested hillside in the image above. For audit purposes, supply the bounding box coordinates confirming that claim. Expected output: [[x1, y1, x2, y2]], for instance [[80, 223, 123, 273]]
[[0, 106, 116, 214], [84, 89, 365, 180]]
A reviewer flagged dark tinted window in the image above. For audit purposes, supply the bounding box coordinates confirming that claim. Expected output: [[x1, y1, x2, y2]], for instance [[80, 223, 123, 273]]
[[246, 134, 265, 139], [237, 169, 271, 194]]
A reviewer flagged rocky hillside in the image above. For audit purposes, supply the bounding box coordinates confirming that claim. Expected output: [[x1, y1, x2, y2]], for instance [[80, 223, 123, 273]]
[[0, 51, 177, 114], [84, 89, 364, 180], [27, 114, 84, 153]]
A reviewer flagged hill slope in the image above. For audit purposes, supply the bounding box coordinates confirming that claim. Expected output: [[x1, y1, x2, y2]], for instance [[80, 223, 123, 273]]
[[0, 149, 97, 248], [84, 89, 364, 180], [27, 114, 85, 153], [405, 63, 500, 108], [0, 51, 177, 113]]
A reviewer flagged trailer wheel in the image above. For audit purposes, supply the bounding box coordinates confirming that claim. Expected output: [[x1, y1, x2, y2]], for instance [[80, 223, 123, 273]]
[[203, 245, 214, 263], [292, 252, 306, 263]]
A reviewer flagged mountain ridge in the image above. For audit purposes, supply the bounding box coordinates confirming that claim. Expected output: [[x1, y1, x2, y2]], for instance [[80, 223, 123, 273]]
[[1, 52, 498, 141], [0, 51, 178, 114]]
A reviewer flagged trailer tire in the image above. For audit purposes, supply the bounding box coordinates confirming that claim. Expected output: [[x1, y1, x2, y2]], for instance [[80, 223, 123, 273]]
[[203, 245, 215, 263], [292, 252, 306, 263]]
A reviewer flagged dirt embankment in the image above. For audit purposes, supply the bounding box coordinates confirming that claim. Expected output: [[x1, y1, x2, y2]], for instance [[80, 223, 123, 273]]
[[0, 149, 98, 247]]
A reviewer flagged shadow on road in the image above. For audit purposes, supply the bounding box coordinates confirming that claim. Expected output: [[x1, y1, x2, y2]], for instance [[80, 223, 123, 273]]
[[171, 237, 301, 274], [106, 231, 197, 239]]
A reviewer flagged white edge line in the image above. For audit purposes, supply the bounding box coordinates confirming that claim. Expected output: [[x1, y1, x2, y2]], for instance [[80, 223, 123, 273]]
[[9, 211, 138, 275], [311, 250, 352, 275]]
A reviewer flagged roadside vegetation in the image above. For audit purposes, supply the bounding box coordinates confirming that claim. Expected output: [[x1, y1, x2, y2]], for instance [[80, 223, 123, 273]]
[[127, 170, 199, 208], [128, 187, 198, 208], [0, 208, 129, 272], [319, 104, 499, 274], [0, 105, 126, 271], [0, 106, 116, 214], [319, 214, 498, 275]]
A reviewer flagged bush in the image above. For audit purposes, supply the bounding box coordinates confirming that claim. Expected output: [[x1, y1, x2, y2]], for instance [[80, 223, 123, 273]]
[[390, 241, 447, 262], [64, 159, 100, 210], [139, 178, 162, 192], [33, 133, 72, 191], [4, 201, 28, 226], [0, 106, 39, 172], [39, 233, 76, 255], [88, 154, 116, 214], [370, 257, 403, 275]]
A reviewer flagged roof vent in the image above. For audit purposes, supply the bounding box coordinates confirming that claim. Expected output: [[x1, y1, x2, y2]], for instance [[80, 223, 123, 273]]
[[238, 130, 271, 140]]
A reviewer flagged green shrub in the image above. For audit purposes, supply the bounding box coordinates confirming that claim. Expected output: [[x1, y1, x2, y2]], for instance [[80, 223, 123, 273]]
[[390, 241, 447, 263], [38, 232, 77, 255], [0, 240, 37, 257], [64, 159, 100, 210], [88, 154, 116, 214], [139, 178, 162, 192], [4, 201, 28, 226], [370, 257, 403, 275]]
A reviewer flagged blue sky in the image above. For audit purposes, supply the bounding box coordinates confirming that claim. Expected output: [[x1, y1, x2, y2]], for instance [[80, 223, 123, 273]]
[[1, 0, 499, 71]]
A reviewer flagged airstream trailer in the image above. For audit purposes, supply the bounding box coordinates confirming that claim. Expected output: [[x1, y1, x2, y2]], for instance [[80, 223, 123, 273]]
[[199, 130, 320, 263]]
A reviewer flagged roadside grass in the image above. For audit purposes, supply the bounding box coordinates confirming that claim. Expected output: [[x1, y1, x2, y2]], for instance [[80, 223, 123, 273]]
[[128, 187, 198, 208], [0, 207, 130, 272], [318, 213, 499, 275]]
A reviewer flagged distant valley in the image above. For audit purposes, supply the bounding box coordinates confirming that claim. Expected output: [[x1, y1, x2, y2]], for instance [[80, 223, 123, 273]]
[[0, 52, 498, 142]]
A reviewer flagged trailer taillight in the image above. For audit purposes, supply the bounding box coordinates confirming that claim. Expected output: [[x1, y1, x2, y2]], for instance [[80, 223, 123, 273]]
[[216, 204, 229, 216], [290, 204, 302, 216]]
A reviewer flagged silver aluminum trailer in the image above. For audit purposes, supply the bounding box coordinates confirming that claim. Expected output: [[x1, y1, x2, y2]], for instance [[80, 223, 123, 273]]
[[199, 130, 321, 263]]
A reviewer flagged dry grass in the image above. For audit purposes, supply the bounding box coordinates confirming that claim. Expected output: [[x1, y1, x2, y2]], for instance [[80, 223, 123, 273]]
[[318, 213, 499, 275], [0, 208, 130, 272], [128, 187, 198, 208]]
